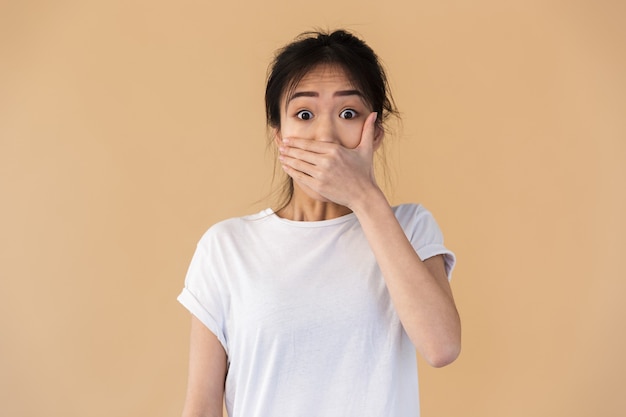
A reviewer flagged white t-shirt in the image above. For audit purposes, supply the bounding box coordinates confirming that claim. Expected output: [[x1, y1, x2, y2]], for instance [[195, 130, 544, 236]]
[[178, 204, 455, 417]]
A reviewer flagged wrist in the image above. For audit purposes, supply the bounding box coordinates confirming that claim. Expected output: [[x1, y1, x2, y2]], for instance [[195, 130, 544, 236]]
[[348, 185, 387, 215]]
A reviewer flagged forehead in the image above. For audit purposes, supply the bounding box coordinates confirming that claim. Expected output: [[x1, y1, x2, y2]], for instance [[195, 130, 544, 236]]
[[292, 64, 356, 92]]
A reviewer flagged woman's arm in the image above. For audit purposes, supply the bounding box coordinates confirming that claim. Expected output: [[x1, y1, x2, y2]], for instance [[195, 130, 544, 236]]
[[181, 315, 227, 417], [351, 189, 461, 368]]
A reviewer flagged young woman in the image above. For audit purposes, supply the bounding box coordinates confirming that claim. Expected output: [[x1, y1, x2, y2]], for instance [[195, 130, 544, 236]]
[[178, 29, 461, 417]]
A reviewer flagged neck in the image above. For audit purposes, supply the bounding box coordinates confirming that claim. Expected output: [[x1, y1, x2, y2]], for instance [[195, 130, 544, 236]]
[[275, 185, 352, 221]]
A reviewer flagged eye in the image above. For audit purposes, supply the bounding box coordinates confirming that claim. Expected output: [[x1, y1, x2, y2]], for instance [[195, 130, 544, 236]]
[[340, 109, 357, 119], [296, 110, 313, 120]]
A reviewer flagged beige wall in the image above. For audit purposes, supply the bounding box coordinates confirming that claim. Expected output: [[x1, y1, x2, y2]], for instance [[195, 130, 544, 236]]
[[1, 1, 625, 416]]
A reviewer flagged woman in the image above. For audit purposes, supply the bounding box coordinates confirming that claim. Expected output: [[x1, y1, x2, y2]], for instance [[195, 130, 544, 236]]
[[178, 29, 461, 417]]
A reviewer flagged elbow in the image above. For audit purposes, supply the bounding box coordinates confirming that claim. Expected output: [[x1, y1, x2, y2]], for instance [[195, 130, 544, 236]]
[[423, 340, 461, 368]]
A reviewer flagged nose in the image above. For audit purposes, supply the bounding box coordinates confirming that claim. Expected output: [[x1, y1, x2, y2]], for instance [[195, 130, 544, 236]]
[[314, 114, 339, 143]]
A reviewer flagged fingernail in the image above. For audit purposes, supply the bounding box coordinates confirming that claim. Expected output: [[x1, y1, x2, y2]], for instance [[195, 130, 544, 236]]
[[373, 112, 378, 122], [282, 137, 289, 143]]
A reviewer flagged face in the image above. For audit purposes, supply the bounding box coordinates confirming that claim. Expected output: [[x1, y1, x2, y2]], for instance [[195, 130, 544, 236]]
[[275, 64, 374, 149]]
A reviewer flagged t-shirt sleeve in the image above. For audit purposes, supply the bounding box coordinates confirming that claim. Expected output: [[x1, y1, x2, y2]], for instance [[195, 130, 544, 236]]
[[397, 204, 456, 280], [177, 236, 229, 352]]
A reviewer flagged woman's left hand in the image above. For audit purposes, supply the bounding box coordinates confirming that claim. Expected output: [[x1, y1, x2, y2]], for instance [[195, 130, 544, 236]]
[[278, 112, 380, 208]]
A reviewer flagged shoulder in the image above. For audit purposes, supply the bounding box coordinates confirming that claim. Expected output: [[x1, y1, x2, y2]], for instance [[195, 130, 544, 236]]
[[392, 203, 435, 229], [392, 203, 428, 221], [392, 203, 445, 244], [196, 209, 273, 248], [393, 203, 456, 278]]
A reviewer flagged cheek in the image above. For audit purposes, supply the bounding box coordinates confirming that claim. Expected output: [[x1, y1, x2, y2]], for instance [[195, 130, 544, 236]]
[[280, 119, 304, 138], [338, 123, 364, 149], [279, 117, 307, 139]]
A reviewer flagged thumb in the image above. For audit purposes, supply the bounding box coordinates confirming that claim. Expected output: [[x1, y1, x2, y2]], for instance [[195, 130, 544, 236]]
[[357, 112, 378, 152]]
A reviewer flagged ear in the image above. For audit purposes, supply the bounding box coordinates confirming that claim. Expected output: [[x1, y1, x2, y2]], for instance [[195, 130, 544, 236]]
[[272, 127, 282, 147], [372, 125, 385, 152]]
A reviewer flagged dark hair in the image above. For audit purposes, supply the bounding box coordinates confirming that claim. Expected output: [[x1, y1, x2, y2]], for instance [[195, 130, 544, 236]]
[[266, 29, 398, 129], [265, 29, 399, 209]]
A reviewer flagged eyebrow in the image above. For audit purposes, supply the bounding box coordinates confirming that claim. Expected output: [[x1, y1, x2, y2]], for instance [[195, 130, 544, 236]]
[[287, 89, 363, 103]]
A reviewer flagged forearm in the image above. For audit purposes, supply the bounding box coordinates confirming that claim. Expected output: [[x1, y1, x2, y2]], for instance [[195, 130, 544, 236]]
[[351, 188, 461, 367]]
